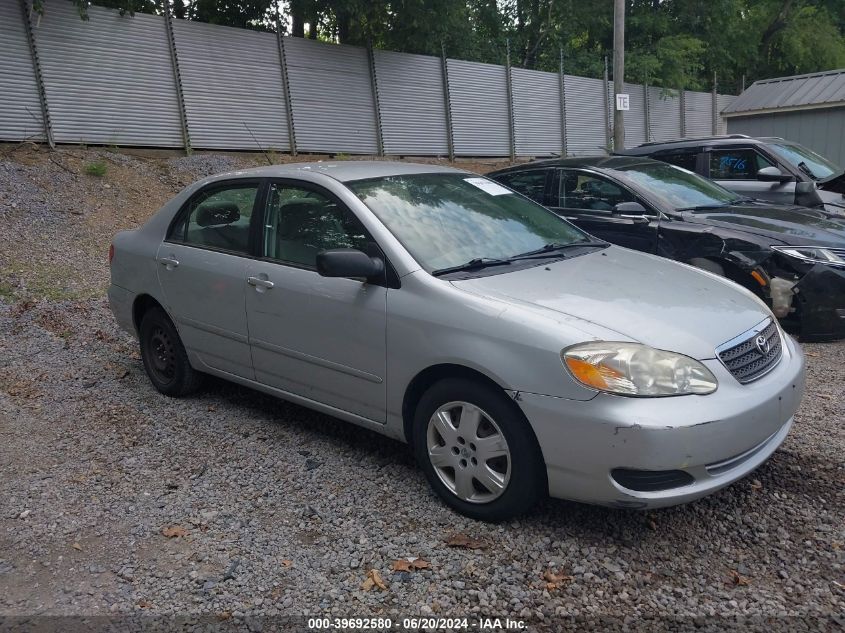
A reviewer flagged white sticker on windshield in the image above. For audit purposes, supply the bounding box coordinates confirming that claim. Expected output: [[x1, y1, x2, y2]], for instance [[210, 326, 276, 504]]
[[464, 177, 513, 196]]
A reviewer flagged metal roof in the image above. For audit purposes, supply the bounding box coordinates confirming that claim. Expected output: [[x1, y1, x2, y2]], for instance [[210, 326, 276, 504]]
[[723, 68, 845, 117]]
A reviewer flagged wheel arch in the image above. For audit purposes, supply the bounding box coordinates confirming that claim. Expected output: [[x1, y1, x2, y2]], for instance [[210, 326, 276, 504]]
[[132, 294, 167, 333]]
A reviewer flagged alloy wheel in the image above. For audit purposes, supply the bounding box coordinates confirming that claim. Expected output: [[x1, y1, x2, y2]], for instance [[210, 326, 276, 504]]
[[426, 400, 512, 504]]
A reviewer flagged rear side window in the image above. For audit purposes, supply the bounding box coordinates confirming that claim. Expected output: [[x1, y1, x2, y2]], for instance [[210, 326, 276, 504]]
[[657, 152, 698, 172], [169, 184, 259, 254], [709, 149, 774, 180], [494, 170, 548, 203]]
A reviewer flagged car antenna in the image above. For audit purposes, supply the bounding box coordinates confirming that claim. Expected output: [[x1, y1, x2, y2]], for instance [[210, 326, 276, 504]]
[[242, 122, 273, 165]]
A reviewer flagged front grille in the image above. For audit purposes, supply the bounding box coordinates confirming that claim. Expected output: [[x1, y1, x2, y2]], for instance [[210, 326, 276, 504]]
[[716, 319, 782, 384], [611, 468, 695, 492]]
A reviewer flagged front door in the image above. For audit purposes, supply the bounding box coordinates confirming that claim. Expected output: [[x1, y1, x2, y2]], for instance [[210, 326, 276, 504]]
[[244, 181, 388, 422], [549, 169, 660, 253], [156, 180, 260, 379]]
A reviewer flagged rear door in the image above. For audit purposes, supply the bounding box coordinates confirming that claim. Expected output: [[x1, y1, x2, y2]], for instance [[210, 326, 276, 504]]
[[156, 180, 261, 379], [705, 147, 795, 204], [548, 169, 660, 253], [244, 180, 388, 422]]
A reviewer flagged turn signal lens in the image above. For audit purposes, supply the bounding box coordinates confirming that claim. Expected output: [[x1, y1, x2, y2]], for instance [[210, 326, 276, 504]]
[[562, 342, 718, 397], [108, 243, 115, 264]]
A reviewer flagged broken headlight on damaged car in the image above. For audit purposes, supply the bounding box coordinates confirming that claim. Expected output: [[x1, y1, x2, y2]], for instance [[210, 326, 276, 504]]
[[770, 245, 845, 268], [562, 342, 718, 397]]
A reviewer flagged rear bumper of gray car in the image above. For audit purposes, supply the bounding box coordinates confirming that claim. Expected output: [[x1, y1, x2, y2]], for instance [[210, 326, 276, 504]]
[[108, 283, 137, 337], [514, 334, 805, 509]]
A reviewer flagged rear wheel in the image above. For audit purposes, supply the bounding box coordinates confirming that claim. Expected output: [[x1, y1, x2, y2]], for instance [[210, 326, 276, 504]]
[[139, 307, 203, 396], [413, 378, 545, 521]]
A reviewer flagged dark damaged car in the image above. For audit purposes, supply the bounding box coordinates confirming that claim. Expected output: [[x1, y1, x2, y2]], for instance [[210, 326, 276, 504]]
[[489, 156, 845, 340]]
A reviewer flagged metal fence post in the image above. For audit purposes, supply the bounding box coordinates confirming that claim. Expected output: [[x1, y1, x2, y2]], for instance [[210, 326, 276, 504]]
[[440, 43, 455, 162], [505, 39, 516, 162], [680, 89, 686, 137], [19, 0, 54, 148], [162, 0, 191, 153], [367, 42, 385, 157], [275, 21, 297, 156], [712, 72, 718, 135], [558, 48, 567, 156], [643, 83, 650, 142], [603, 56, 611, 152]]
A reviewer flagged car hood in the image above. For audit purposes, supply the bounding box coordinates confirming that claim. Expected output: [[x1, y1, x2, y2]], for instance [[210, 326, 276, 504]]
[[680, 202, 845, 247], [451, 246, 770, 360]]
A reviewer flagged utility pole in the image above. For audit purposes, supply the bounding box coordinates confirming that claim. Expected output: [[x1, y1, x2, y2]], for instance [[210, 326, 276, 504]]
[[612, 0, 625, 151]]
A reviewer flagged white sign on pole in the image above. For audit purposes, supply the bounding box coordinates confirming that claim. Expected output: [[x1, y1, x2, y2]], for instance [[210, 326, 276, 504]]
[[615, 93, 630, 111]]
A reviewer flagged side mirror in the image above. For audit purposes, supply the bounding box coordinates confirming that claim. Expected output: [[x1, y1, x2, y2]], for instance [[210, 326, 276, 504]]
[[316, 248, 384, 280], [613, 201, 648, 215], [757, 166, 794, 183]]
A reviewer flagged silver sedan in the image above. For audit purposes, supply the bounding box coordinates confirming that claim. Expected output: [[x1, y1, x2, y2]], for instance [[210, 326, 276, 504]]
[[108, 162, 805, 520]]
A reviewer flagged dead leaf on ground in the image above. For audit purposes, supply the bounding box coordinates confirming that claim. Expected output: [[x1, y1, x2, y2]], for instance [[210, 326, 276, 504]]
[[805, 352, 820, 357], [728, 570, 750, 586], [216, 611, 232, 621], [445, 533, 487, 549], [361, 569, 388, 592], [543, 569, 573, 590], [817, 393, 833, 400], [391, 557, 431, 572], [281, 559, 293, 568], [71, 542, 82, 551], [137, 599, 152, 609], [750, 479, 763, 491], [161, 525, 188, 538]]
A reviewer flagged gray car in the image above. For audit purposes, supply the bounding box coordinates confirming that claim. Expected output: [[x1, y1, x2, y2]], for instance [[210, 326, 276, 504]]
[[617, 135, 845, 215], [108, 162, 805, 521]]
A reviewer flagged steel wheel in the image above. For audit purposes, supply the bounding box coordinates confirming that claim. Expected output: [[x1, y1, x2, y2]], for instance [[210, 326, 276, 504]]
[[139, 306, 203, 397], [146, 325, 177, 385], [426, 400, 512, 504]]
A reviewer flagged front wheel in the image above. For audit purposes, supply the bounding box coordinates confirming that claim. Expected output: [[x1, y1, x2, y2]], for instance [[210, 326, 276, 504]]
[[139, 307, 203, 396], [413, 378, 545, 521]]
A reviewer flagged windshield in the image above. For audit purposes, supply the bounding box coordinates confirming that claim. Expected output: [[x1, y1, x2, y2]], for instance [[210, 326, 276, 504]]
[[768, 141, 842, 181], [616, 162, 739, 210], [347, 173, 591, 272]]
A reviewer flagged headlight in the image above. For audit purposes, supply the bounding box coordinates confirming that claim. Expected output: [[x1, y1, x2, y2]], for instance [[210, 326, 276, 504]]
[[771, 245, 845, 267], [562, 342, 718, 397]]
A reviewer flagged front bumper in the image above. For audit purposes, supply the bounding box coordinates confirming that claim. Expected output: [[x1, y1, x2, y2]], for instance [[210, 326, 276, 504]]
[[794, 263, 845, 340], [515, 334, 805, 509]]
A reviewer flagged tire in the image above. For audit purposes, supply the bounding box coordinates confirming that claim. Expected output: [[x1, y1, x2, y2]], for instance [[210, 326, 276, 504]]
[[688, 257, 725, 277], [412, 378, 545, 521], [139, 306, 203, 397]]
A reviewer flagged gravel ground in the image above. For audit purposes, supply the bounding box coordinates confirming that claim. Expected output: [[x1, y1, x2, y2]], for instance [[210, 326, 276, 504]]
[[0, 146, 843, 631]]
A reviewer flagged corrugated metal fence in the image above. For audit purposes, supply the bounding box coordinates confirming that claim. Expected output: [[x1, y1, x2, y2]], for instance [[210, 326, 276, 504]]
[[1, 0, 736, 157]]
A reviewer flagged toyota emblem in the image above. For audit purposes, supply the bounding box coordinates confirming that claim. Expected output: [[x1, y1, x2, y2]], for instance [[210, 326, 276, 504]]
[[755, 335, 770, 356]]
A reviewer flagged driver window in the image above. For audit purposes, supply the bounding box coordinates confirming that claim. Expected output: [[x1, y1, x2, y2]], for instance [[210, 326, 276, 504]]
[[557, 171, 635, 212], [263, 183, 371, 268], [709, 149, 774, 180]]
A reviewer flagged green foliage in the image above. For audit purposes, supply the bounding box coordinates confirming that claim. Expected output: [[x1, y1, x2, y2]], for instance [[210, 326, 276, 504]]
[[68, 0, 845, 90], [83, 161, 108, 177]]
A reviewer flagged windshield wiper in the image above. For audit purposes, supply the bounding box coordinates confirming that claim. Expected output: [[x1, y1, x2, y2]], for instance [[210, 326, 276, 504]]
[[508, 240, 608, 261], [797, 161, 817, 180], [676, 202, 734, 212], [431, 257, 512, 277]]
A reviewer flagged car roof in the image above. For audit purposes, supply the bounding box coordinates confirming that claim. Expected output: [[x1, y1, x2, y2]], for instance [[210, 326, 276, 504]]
[[616, 135, 786, 155], [489, 155, 661, 175], [205, 160, 468, 184]]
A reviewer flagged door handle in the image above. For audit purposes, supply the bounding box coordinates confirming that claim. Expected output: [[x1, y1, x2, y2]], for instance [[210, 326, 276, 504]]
[[158, 256, 179, 268], [247, 276, 274, 289]]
